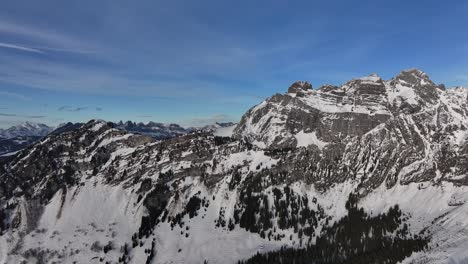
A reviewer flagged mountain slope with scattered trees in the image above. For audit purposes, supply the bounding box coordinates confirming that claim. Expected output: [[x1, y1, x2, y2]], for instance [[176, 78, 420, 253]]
[[1, 69, 467, 263]]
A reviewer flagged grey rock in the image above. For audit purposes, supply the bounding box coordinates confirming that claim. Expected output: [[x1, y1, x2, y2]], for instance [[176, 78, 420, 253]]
[[287, 81, 312, 94]]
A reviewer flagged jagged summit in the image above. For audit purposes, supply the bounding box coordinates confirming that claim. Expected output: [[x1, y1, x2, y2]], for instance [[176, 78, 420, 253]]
[[86, 119, 108, 126], [394, 68, 433, 84], [317, 84, 339, 92], [285, 69, 444, 105], [234, 68, 467, 149], [389, 68, 439, 107], [290, 69, 438, 93], [287, 80, 312, 94]]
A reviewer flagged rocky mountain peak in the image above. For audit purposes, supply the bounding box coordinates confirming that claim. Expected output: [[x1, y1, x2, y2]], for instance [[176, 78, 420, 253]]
[[83, 119, 111, 132], [288, 81, 312, 94], [234, 68, 468, 149], [393, 68, 435, 87], [341, 73, 386, 97], [437, 83, 446, 90], [389, 68, 439, 107], [318, 84, 340, 92]]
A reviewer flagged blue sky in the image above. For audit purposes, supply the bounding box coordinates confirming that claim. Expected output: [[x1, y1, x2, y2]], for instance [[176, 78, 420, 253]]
[[1, 0, 468, 128]]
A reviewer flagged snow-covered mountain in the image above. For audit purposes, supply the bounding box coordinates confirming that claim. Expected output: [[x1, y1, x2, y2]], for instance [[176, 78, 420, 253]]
[[50, 122, 84, 136], [1, 69, 468, 263], [0, 122, 53, 139], [0, 122, 55, 158], [1, 120, 227, 158], [114, 121, 189, 140], [0, 122, 84, 158], [115, 120, 237, 139]]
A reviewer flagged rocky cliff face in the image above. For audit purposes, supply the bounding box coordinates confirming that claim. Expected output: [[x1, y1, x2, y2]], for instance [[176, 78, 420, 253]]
[[234, 69, 450, 148], [1, 69, 468, 264], [234, 69, 468, 186]]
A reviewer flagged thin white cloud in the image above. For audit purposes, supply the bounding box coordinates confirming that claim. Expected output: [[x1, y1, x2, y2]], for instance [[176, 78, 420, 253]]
[[0, 42, 43, 54], [0, 54, 223, 98], [34, 46, 95, 54], [0, 19, 94, 54], [0, 19, 73, 46], [182, 114, 236, 127]]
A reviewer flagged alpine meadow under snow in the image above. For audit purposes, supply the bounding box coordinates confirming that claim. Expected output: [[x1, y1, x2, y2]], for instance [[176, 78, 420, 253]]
[[2, 69, 468, 263]]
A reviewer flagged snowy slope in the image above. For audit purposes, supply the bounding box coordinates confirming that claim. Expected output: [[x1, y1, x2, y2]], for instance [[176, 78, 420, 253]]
[[1, 69, 468, 263], [0, 122, 53, 139]]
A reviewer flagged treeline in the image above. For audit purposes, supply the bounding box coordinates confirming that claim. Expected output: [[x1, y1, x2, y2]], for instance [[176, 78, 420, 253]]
[[238, 193, 429, 264], [233, 183, 325, 243]]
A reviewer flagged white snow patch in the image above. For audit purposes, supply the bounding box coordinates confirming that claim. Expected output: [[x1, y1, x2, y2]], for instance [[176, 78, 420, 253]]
[[97, 134, 132, 148], [387, 82, 418, 106], [294, 130, 328, 149], [89, 122, 105, 132]]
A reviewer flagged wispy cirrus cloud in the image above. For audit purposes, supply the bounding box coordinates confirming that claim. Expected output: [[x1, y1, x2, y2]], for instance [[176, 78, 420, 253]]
[[0, 19, 94, 54], [0, 55, 223, 98], [0, 19, 72, 44], [0, 41, 94, 55], [0, 42, 43, 54], [72, 107, 88, 112], [24, 115, 46, 118], [58, 105, 103, 112], [58, 105, 88, 112]]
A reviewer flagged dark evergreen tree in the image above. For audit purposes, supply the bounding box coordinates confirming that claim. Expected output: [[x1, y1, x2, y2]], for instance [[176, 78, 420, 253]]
[[238, 193, 429, 264]]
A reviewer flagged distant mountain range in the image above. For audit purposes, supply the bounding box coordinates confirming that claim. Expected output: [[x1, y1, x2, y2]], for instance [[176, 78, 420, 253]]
[[0, 122, 55, 158], [114, 120, 236, 139], [0, 120, 236, 158], [114, 121, 188, 139], [0, 121, 53, 139]]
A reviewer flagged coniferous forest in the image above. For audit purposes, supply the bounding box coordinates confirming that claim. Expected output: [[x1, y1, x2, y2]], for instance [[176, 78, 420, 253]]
[[238, 194, 429, 264]]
